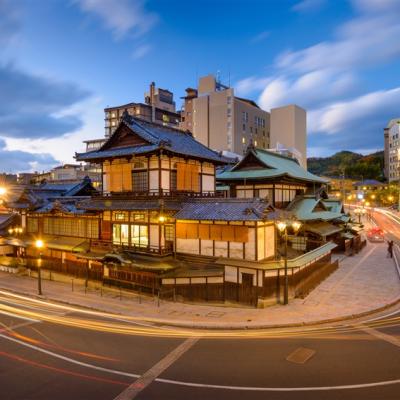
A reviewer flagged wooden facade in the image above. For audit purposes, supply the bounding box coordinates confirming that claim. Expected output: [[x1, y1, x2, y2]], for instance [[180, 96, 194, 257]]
[[102, 154, 216, 196], [175, 220, 275, 261]]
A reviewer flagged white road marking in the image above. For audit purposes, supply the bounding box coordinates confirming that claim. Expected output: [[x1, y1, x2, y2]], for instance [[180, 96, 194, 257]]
[[155, 376, 400, 391], [0, 332, 140, 379], [114, 337, 199, 399], [2, 328, 400, 392]]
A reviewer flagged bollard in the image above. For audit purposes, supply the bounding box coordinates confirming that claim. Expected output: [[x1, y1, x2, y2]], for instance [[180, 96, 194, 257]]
[[71, 279, 74, 292]]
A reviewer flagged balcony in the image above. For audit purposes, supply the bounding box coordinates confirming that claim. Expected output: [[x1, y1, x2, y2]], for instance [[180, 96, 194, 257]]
[[94, 189, 224, 200]]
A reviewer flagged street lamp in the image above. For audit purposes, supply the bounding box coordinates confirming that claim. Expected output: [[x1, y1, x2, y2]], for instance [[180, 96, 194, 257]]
[[275, 219, 302, 305], [35, 239, 44, 296]]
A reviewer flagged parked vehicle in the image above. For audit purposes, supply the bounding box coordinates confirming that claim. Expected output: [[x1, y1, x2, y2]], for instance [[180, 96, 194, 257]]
[[367, 227, 385, 242]]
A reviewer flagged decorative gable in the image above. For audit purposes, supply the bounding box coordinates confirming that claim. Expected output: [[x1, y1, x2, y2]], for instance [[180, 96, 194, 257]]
[[312, 201, 328, 213], [232, 150, 273, 171], [101, 124, 151, 151]]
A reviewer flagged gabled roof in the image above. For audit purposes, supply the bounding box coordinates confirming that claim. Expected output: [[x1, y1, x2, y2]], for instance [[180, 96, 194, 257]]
[[287, 195, 344, 221], [4, 178, 95, 211], [34, 199, 87, 214], [217, 148, 327, 184], [174, 198, 275, 221], [76, 115, 231, 164]]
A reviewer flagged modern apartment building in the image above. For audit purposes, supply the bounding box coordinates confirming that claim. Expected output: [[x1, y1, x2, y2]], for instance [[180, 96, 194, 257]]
[[180, 75, 270, 154], [104, 82, 181, 137], [384, 118, 400, 182], [270, 105, 307, 168]]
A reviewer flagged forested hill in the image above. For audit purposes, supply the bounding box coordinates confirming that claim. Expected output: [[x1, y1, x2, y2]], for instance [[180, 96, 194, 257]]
[[307, 150, 384, 180]]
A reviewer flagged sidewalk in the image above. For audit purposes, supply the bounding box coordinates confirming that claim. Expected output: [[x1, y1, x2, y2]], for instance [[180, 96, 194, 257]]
[[0, 240, 399, 329]]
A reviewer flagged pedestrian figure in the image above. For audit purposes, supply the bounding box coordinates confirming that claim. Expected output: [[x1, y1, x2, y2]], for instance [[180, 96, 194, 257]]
[[387, 240, 394, 258]]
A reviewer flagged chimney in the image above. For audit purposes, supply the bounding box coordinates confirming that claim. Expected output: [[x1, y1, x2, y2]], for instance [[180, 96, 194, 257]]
[[150, 82, 156, 122]]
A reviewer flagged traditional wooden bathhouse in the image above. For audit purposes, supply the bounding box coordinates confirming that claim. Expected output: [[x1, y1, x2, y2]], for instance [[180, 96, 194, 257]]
[[1, 115, 342, 306], [216, 146, 328, 207], [74, 114, 286, 262]]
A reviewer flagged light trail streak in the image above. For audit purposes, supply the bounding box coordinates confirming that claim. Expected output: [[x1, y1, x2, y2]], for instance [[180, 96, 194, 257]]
[[10, 330, 120, 362], [2, 297, 400, 340], [0, 349, 129, 387]]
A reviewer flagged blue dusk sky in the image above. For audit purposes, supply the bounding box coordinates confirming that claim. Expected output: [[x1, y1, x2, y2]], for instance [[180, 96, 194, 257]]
[[1, 0, 400, 172]]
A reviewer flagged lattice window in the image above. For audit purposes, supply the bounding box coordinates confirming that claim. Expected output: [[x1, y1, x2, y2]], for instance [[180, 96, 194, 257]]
[[27, 218, 38, 233], [132, 171, 148, 192]]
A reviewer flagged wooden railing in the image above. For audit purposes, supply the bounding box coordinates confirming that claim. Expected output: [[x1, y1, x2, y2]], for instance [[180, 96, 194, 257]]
[[94, 189, 223, 200]]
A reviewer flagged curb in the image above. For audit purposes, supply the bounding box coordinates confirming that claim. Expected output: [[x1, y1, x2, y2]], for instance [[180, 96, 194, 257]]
[[1, 283, 400, 331]]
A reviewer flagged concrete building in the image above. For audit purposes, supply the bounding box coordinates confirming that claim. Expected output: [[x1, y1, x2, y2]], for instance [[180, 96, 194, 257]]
[[104, 82, 181, 137], [31, 164, 102, 189], [270, 105, 307, 168], [181, 75, 270, 154], [384, 118, 400, 182]]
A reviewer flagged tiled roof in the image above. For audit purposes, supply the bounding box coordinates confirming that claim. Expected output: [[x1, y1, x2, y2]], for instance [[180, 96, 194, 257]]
[[78, 198, 182, 212], [175, 198, 274, 221], [304, 221, 343, 237], [287, 195, 344, 221], [217, 148, 327, 184], [5, 179, 95, 212], [0, 213, 18, 232], [76, 116, 231, 164], [34, 200, 87, 214]]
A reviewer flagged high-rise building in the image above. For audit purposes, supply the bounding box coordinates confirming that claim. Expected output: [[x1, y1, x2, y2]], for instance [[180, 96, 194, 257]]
[[104, 82, 181, 137], [384, 118, 400, 182], [180, 75, 270, 154], [270, 105, 307, 168]]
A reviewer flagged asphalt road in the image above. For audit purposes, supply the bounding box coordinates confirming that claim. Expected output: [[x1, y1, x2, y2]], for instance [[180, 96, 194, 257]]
[[1, 210, 400, 400]]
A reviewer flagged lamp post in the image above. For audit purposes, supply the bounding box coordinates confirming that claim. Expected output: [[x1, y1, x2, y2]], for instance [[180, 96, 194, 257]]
[[276, 219, 302, 305], [35, 239, 44, 295]]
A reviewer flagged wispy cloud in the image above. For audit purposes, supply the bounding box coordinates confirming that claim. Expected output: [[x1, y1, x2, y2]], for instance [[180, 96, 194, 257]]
[[75, 0, 158, 39], [236, 0, 400, 154], [251, 30, 270, 43], [131, 44, 151, 60], [0, 0, 21, 46], [291, 0, 327, 13]]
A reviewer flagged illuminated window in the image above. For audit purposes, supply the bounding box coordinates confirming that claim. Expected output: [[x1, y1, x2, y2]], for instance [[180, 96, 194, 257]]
[[112, 224, 129, 245], [131, 213, 146, 222], [131, 225, 148, 247], [114, 212, 127, 221]]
